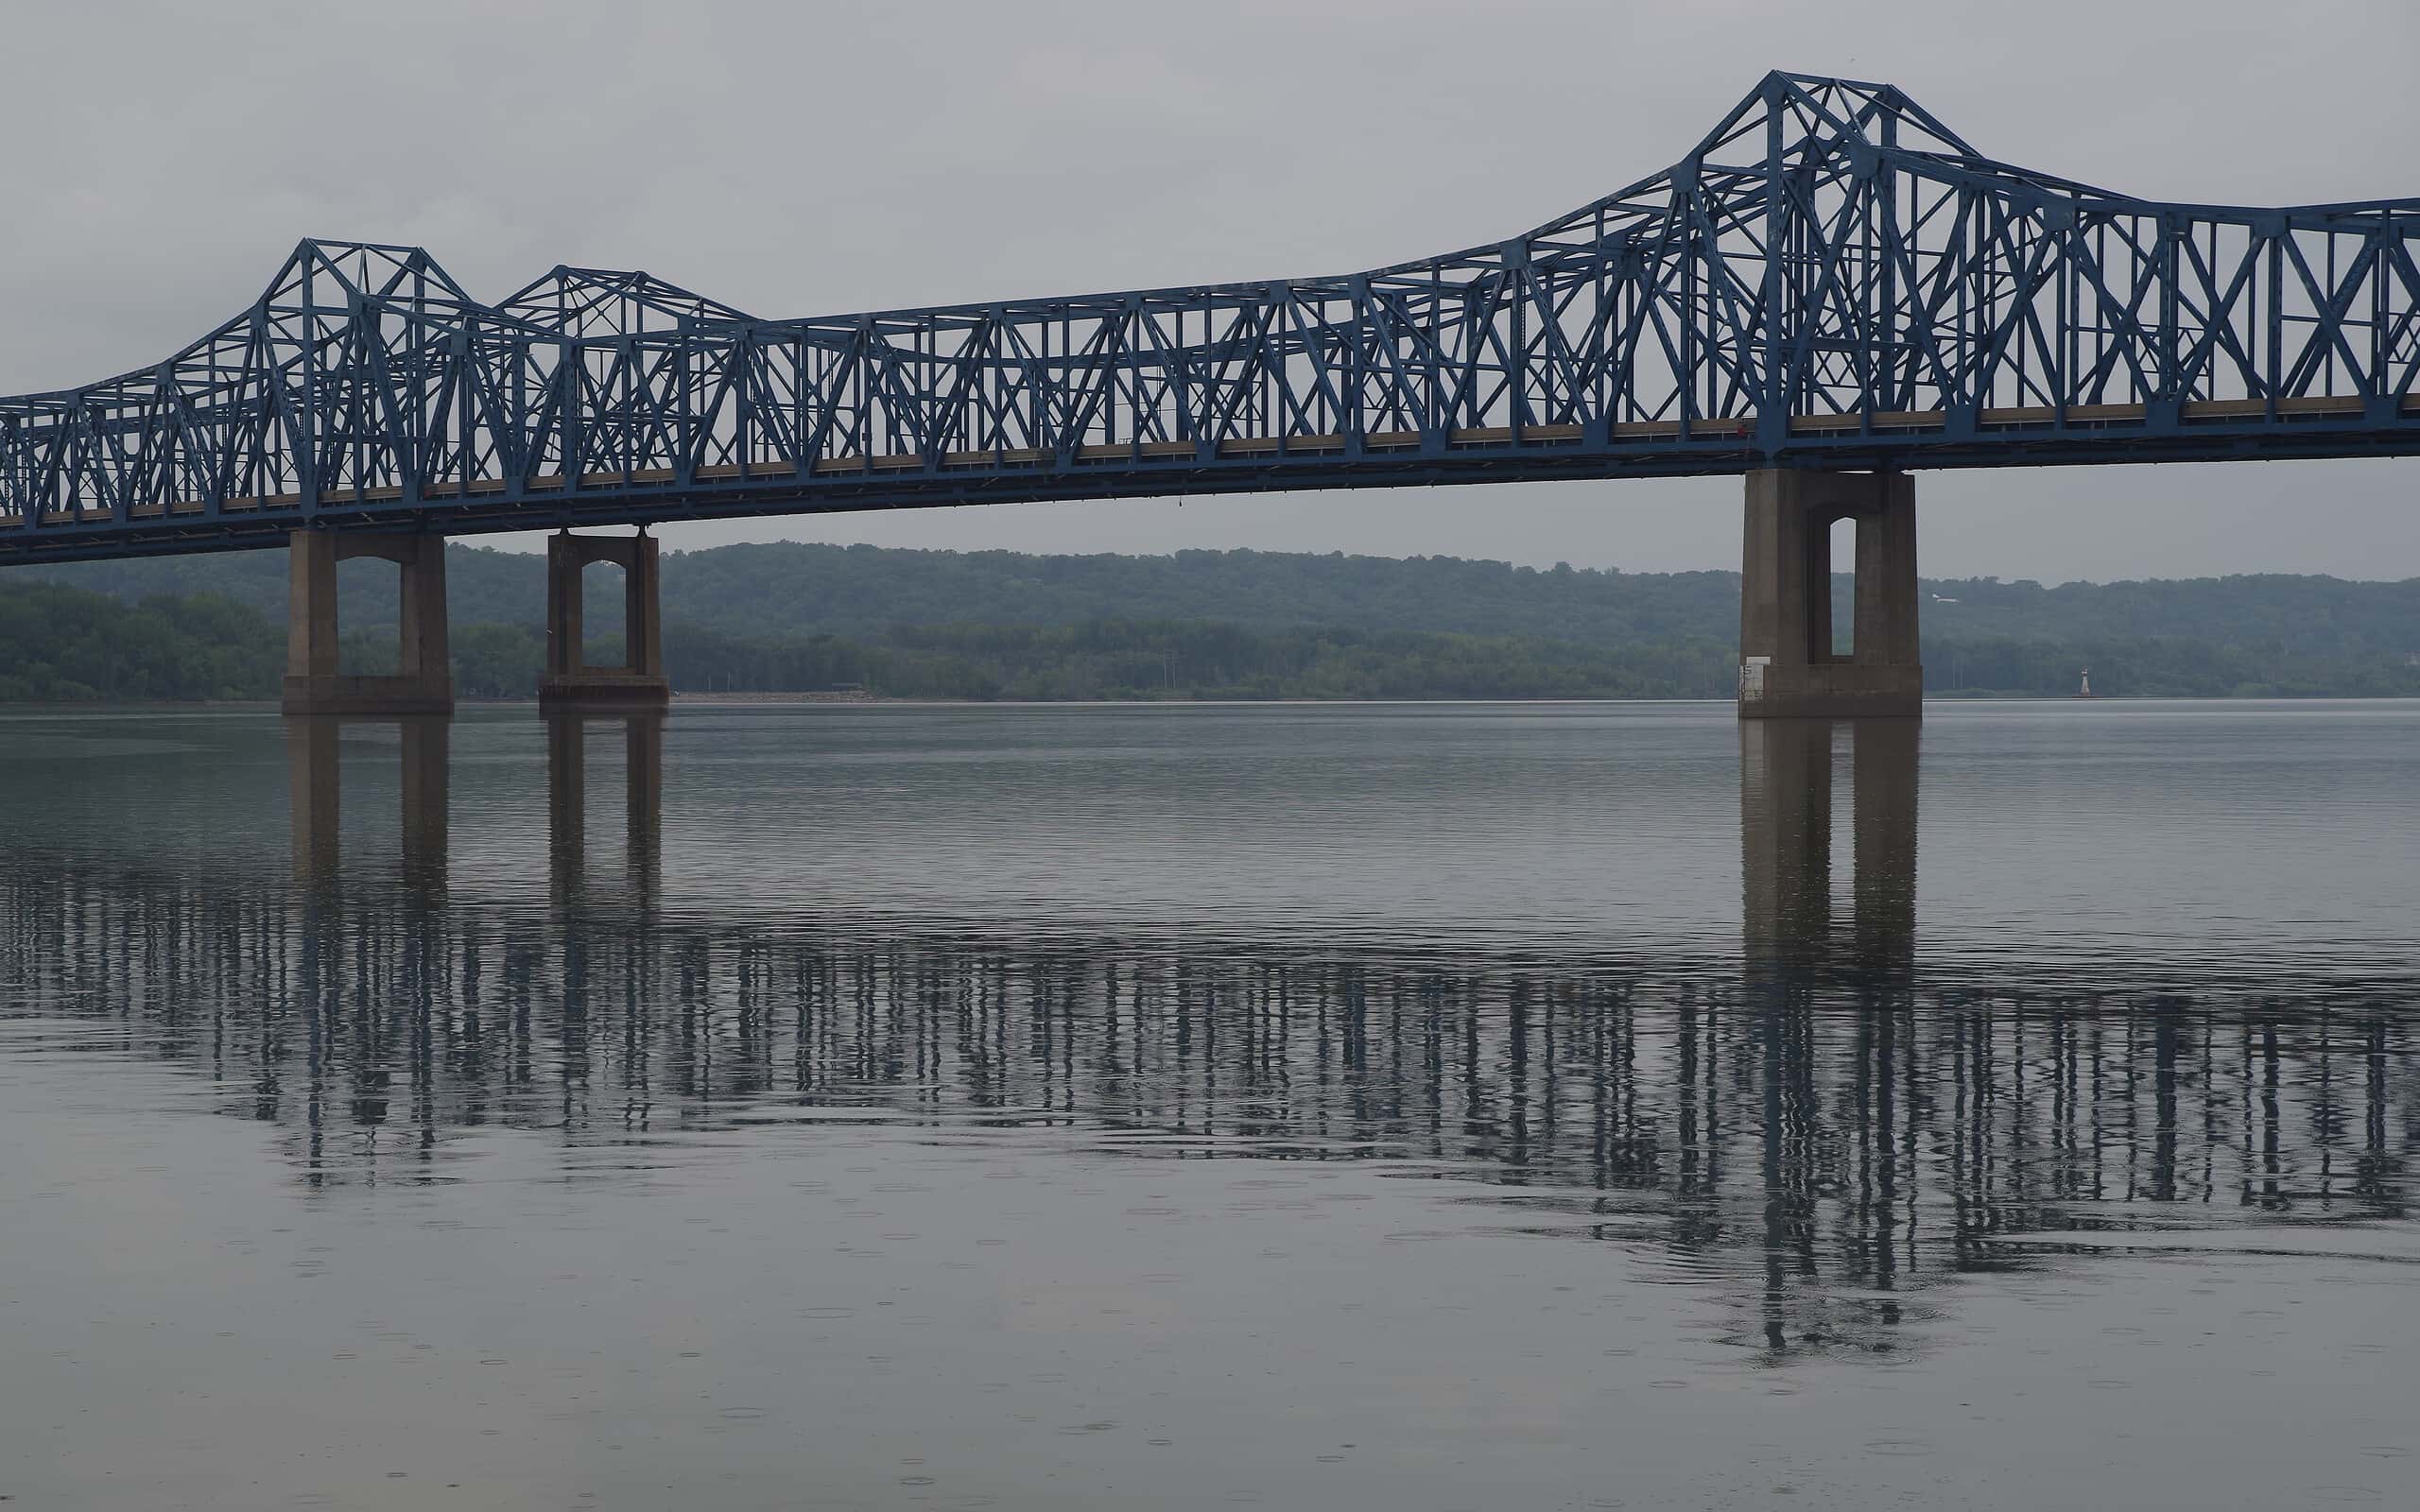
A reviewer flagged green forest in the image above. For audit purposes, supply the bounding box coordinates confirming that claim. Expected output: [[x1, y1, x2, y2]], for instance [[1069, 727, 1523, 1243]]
[[5, 540, 2417, 701]]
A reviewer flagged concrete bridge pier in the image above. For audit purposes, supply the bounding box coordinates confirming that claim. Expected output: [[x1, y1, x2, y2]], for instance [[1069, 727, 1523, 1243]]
[[1737, 470, 1922, 719], [282, 529, 454, 715], [541, 529, 669, 708]]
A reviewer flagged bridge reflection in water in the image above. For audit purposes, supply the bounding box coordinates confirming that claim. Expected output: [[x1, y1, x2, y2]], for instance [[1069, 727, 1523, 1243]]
[[7, 715, 2413, 1357]]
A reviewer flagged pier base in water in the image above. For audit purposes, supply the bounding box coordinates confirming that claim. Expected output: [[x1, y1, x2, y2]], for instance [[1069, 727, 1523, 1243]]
[[1737, 470, 1923, 719], [540, 530, 670, 709], [280, 529, 455, 716]]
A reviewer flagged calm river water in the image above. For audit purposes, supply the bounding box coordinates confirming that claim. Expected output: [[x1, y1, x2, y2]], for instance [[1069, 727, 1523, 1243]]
[[2, 700, 2415, 1510]]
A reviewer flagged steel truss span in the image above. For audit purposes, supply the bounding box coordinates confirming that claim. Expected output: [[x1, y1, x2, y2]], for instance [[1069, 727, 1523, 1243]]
[[5, 72, 2417, 564]]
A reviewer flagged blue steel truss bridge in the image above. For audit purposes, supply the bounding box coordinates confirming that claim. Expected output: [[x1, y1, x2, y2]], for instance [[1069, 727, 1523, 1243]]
[[2, 73, 2414, 717]]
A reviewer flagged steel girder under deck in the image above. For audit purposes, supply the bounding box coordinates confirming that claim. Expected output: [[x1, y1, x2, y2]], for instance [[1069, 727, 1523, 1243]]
[[5, 72, 2417, 566]]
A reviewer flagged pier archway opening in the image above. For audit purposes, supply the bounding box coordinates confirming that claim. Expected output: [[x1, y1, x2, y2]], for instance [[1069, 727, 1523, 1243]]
[[580, 558, 630, 670], [1828, 514, 1858, 661], [335, 555, 403, 676]]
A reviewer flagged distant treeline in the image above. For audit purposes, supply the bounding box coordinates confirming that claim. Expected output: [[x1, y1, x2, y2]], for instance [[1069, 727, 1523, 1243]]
[[0, 586, 1737, 702], [26, 539, 2420, 662], [5, 540, 2419, 700], [0, 584, 284, 702]]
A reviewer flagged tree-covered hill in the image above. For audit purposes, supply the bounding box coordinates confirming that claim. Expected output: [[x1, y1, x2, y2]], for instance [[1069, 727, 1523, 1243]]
[[26, 539, 2420, 652], [0, 584, 282, 701], [17, 541, 1752, 644], [6, 540, 2418, 700]]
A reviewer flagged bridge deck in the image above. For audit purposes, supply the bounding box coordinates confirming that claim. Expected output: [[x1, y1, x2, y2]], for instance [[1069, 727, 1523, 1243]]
[[11, 394, 2411, 566]]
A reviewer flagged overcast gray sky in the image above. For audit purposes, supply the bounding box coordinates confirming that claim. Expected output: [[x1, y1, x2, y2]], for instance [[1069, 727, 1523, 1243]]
[[3, 0, 2412, 582]]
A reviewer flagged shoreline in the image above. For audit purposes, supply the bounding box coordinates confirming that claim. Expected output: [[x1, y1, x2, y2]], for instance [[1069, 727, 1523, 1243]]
[[6, 692, 2420, 713]]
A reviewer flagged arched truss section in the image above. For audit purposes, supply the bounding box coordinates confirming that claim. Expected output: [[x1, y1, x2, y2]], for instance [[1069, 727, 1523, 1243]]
[[5, 73, 2416, 562]]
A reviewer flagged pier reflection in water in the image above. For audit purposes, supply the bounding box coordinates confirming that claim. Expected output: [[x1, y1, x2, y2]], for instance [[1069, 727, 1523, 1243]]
[[285, 714, 453, 888], [1740, 715, 1917, 984], [285, 710, 666, 904], [9, 709, 2413, 1366], [544, 708, 664, 903]]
